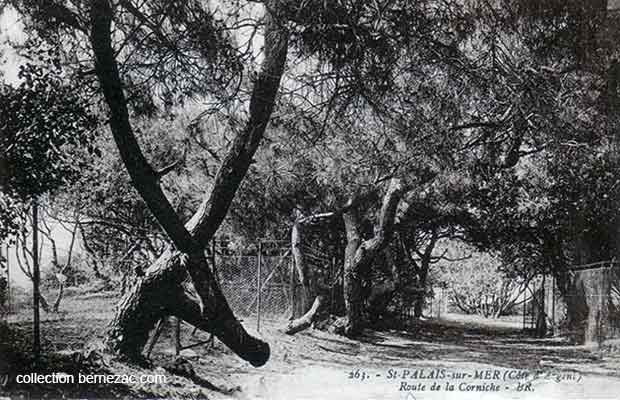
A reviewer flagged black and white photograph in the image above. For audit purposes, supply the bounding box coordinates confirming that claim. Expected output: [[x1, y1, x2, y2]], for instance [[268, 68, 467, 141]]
[[1, 1, 620, 399]]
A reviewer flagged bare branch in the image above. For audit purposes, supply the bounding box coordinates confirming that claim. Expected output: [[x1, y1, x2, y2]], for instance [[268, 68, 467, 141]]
[[155, 159, 182, 181]]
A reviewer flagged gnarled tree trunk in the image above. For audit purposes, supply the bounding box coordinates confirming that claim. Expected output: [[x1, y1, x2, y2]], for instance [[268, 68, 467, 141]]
[[556, 266, 611, 345], [555, 223, 612, 346], [412, 230, 438, 319], [88, 0, 289, 364], [366, 246, 401, 325], [107, 250, 269, 365], [341, 178, 403, 336], [284, 211, 328, 334], [285, 179, 404, 335]]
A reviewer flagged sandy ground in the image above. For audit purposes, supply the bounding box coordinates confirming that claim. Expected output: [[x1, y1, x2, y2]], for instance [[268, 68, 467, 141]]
[[3, 291, 620, 399], [216, 323, 620, 400]]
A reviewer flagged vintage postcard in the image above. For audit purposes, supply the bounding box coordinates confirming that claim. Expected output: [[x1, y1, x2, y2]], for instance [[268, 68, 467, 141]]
[[1, 1, 619, 399]]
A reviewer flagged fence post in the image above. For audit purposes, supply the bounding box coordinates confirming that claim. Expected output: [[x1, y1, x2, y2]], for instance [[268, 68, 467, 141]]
[[257, 241, 262, 332], [289, 255, 296, 319], [550, 275, 555, 335], [429, 291, 433, 317], [174, 317, 181, 355], [522, 287, 526, 331], [32, 200, 41, 361], [6, 243, 10, 314], [331, 256, 336, 315], [0, 244, 4, 317]]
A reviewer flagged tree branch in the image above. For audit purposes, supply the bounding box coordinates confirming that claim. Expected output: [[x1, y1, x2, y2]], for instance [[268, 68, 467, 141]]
[[155, 159, 182, 181], [186, 2, 290, 245], [90, 0, 197, 252], [298, 186, 382, 228]]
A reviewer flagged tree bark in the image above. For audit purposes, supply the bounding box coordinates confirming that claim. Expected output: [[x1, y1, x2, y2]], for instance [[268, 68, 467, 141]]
[[366, 247, 400, 324], [341, 179, 403, 336], [107, 250, 270, 365], [413, 270, 428, 319], [291, 211, 312, 315], [413, 231, 438, 319], [557, 267, 611, 345], [284, 296, 324, 335], [51, 282, 64, 313], [88, 0, 289, 364], [555, 226, 611, 346], [342, 205, 364, 335], [285, 179, 404, 335], [285, 211, 328, 333]]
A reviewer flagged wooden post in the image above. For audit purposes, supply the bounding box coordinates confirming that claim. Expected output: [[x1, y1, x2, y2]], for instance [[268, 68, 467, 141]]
[[6, 243, 10, 314], [0, 244, 4, 315], [536, 274, 546, 337], [257, 241, 262, 332], [522, 287, 526, 331], [330, 256, 335, 315], [551, 275, 555, 335], [429, 291, 433, 318], [174, 317, 181, 355], [289, 255, 296, 320], [144, 318, 165, 359], [32, 200, 41, 360]]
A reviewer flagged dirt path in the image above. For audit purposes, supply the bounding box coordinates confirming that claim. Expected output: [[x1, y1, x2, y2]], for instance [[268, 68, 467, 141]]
[[4, 293, 620, 399], [151, 316, 620, 400]]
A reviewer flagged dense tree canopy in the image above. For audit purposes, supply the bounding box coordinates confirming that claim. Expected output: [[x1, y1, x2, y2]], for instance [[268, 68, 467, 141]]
[[3, 0, 620, 362], [0, 57, 97, 240]]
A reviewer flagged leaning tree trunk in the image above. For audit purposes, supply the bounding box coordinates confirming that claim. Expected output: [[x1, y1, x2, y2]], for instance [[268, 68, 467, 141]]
[[89, 0, 289, 364]]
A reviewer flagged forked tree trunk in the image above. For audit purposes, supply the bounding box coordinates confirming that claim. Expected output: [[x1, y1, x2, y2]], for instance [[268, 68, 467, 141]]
[[39, 282, 65, 314], [51, 282, 64, 313], [89, 0, 289, 364], [285, 179, 404, 336], [106, 250, 270, 365]]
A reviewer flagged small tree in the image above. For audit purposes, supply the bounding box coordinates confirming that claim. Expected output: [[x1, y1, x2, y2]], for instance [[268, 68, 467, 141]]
[[1, 59, 96, 354]]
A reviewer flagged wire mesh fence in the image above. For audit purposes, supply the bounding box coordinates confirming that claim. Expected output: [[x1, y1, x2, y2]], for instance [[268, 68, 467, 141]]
[[519, 261, 620, 344], [213, 240, 294, 327], [5, 230, 619, 345]]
